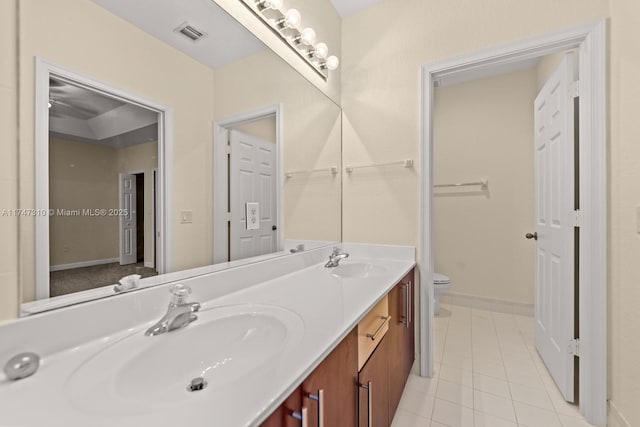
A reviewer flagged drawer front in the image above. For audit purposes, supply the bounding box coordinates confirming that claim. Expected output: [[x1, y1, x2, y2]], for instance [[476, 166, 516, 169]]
[[357, 295, 390, 370]]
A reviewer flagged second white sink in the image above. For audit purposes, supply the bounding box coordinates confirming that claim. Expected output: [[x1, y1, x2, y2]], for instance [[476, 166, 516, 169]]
[[331, 262, 387, 279]]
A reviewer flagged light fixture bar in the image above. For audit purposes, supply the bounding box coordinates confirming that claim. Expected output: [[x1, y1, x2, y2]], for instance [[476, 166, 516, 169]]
[[238, 0, 339, 81]]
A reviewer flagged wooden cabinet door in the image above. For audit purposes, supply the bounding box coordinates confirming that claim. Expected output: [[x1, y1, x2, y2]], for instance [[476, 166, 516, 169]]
[[387, 269, 416, 418], [303, 328, 358, 427], [260, 386, 303, 427], [358, 335, 390, 427]]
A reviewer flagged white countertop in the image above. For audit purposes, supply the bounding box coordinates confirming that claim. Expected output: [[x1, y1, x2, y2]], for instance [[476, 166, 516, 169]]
[[0, 243, 415, 426]]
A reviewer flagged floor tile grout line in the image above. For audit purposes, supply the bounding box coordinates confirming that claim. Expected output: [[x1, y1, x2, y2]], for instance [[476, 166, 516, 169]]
[[490, 309, 521, 426], [516, 315, 569, 424]]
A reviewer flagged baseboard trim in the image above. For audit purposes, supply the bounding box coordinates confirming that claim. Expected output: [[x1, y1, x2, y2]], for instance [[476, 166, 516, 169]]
[[609, 400, 632, 427], [50, 258, 119, 272], [144, 261, 154, 268], [440, 292, 534, 317]]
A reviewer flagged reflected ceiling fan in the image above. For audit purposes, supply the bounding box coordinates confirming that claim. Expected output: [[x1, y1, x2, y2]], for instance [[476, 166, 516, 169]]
[[49, 78, 102, 119]]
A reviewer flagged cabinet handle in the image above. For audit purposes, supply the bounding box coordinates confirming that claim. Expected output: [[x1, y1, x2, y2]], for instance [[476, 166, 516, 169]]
[[305, 389, 324, 427], [290, 407, 308, 427], [366, 315, 391, 341], [406, 280, 412, 328], [360, 381, 373, 426]]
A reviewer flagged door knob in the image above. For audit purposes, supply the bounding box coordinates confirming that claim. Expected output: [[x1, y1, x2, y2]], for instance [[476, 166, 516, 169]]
[[525, 232, 538, 240], [272, 225, 277, 231]]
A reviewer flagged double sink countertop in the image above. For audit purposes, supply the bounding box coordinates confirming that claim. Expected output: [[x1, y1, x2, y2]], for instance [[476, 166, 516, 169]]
[[0, 243, 415, 426]]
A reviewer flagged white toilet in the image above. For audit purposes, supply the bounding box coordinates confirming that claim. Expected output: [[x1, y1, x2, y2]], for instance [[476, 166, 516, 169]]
[[433, 273, 453, 315]]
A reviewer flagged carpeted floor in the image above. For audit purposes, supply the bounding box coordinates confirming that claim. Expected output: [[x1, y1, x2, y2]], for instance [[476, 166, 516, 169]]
[[50, 262, 158, 297]]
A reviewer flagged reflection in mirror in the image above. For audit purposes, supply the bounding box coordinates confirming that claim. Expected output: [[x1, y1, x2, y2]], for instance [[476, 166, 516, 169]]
[[214, 110, 281, 263], [48, 77, 161, 297], [19, 0, 341, 314]]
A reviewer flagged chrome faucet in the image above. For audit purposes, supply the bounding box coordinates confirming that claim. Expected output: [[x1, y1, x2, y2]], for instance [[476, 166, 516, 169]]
[[145, 284, 201, 336], [325, 247, 349, 268]]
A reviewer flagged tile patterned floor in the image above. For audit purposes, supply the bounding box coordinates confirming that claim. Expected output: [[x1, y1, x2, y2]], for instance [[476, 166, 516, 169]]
[[391, 304, 596, 427]]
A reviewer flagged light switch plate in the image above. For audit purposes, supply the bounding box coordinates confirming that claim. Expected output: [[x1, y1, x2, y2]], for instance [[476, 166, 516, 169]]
[[246, 202, 260, 230], [180, 210, 193, 224]]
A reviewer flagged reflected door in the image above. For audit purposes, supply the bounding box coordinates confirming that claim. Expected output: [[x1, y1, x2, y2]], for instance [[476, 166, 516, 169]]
[[229, 130, 277, 261], [119, 173, 137, 265]]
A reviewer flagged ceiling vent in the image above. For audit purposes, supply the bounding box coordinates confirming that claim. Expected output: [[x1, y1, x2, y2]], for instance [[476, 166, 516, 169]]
[[175, 22, 207, 42]]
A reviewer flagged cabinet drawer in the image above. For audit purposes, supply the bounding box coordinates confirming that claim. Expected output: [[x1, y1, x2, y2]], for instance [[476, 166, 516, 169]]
[[357, 295, 389, 370]]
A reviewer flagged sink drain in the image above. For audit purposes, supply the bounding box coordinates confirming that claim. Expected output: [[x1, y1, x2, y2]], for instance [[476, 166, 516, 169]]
[[187, 377, 207, 392]]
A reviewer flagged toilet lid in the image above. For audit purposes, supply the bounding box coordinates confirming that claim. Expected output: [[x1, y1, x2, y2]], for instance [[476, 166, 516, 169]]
[[433, 273, 451, 284]]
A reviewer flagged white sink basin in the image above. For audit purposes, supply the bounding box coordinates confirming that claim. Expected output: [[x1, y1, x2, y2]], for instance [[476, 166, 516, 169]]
[[331, 262, 387, 279], [65, 304, 304, 415]]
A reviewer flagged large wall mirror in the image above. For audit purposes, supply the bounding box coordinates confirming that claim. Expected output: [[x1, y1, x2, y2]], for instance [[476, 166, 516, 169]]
[[19, 0, 342, 314]]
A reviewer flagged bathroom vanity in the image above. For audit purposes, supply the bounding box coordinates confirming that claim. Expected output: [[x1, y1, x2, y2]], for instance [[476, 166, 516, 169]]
[[261, 268, 415, 427], [0, 244, 415, 427]]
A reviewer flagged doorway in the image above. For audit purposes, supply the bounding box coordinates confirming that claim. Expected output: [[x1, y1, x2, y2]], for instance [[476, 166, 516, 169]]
[[420, 21, 607, 425], [35, 58, 172, 299], [213, 105, 283, 264]]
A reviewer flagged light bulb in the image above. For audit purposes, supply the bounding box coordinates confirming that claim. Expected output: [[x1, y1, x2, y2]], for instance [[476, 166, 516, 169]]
[[314, 42, 328, 59], [299, 28, 316, 45], [283, 9, 301, 29], [325, 55, 339, 70]]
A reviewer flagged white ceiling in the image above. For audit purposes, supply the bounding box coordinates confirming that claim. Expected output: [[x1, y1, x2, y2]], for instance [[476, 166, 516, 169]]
[[90, 0, 265, 69], [330, 0, 385, 17], [49, 78, 158, 148]]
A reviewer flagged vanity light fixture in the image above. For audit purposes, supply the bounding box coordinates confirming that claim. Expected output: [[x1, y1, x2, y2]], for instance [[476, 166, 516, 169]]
[[239, 0, 340, 80]]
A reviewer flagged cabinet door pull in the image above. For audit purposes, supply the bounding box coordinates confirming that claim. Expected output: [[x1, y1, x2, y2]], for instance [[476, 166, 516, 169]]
[[290, 407, 308, 427], [366, 315, 391, 341], [359, 381, 373, 426], [305, 389, 324, 427], [405, 281, 412, 328]]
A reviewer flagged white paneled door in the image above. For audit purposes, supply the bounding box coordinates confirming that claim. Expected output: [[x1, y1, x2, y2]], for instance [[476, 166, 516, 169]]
[[119, 173, 137, 265], [229, 129, 277, 261], [533, 53, 577, 402]]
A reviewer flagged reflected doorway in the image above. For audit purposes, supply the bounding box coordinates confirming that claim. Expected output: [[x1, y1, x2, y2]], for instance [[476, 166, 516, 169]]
[[213, 106, 283, 264], [36, 60, 170, 300], [48, 78, 159, 297]]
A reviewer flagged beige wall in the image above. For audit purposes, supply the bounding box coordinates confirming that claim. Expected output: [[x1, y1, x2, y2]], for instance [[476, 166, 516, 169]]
[[341, 0, 608, 248], [0, 0, 18, 321], [18, 0, 216, 303], [433, 69, 537, 305], [214, 50, 342, 242], [609, 0, 640, 425], [49, 138, 119, 268], [233, 116, 276, 143]]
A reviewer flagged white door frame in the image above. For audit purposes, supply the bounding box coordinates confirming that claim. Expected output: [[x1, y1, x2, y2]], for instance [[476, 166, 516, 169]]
[[35, 57, 173, 299], [213, 105, 283, 263], [420, 21, 607, 425]]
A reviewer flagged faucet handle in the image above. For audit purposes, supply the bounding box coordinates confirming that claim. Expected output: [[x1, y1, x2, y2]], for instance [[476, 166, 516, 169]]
[[331, 247, 342, 255], [169, 284, 191, 305]]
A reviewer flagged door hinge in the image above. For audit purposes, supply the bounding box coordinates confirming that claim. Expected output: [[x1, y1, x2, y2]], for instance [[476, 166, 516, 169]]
[[225, 143, 231, 155], [569, 338, 580, 357], [226, 212, 231, 222], [570, 80, 580, 98], [573, 210, 581, 227]]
